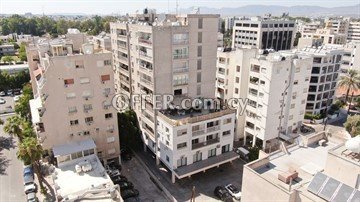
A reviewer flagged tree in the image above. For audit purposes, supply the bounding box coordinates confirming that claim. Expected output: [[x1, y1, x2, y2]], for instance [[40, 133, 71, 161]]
[[3, 116, 25, 142], [293, 32, 301, 47], [17, 137, 46, 192], [2, 56, 14, 65], [117, 110, 142, 150], [338, 70, 360, 103], [344, 115, 360, 137], [15, 83, 33, 121]]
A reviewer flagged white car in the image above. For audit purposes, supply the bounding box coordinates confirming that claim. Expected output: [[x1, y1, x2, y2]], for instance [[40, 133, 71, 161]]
[[225, 184, 241, 200], [14, 95, 20, 102], [24, 182, 36, 194], [0, 98, 5, 104], [0, 91, 5, 96]]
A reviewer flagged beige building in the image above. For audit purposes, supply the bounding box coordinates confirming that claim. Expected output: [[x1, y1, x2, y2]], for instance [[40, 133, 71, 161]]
[[111, 12, 239, 183], [301, 28, 347, 45], [241, 133, 359, 202], [348, 21, 360, 42], [27, 30, 120, 165]]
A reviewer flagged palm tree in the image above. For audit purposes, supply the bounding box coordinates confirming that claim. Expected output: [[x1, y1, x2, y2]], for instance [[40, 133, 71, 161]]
[[17, 137, 45, 191], [3, 116, 24, 142], [338, 70, 360, 102]]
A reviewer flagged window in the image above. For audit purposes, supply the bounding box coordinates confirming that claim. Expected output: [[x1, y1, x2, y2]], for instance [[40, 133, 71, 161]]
[[223, 130, 231, 136], [223, 118, 232, 124], [198, 18, 203, 29], [105, 113, 113, 119], [83, 149, 94, 156], [85, 117, 93, 124], [222, 144, 230, 153], [107, 137, 115, 143], [71, 151, 83, 160], [177, 157, 187, 167], [101, 75, 110, 82], [64, 79, 74, 85], [83, 104, 92, 112], [236, 65, 240, 72], [66, 92, 76, 99], [177, 142, 187, 149], [197, 46, 202, 57], [235, 88, 239, 94], [197, 59, 202, 70], [166, 155, 170, 162], [173, 47, 189, 59], [173, 33, 189, 44], [80, 77, 90, 84], [83, 131, 90, 135], [68, 106, 77, 113], [197, 72, 201, 83], [260, 80, 265, 85], [197, 85, 201, 95], [70, 120, 79, 126], [75, 60, 84, 68], [294, 80, 298, 85], [193, 152, 202, 163], [291, 103, 295, 109], [198, 32, 202, 43], [208, 148, 216, 158], [236, 77, 240, 83], [104, 60, 112, 66]]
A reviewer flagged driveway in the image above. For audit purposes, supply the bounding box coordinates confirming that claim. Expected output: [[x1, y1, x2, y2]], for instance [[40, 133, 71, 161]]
[[0, 114, 26, 202], [0, 95, 15, 114], [137, 149, 245, 201]]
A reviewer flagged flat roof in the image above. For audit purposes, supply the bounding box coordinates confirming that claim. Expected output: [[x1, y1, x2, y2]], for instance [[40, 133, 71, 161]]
[[53, 154, 116, 201], [53, 139, 96, 157], [253, 143, 337, 192]]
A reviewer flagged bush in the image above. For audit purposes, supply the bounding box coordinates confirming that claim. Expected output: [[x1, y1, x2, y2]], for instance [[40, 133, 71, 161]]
[[248, 146, 260, 161], [304, 113, 326, 120], [344, 115, 360, 137]]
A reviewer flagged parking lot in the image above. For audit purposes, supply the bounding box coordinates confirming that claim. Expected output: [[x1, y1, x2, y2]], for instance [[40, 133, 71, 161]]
[[0, 95, 16, 114], [137, 149, 245, 201]]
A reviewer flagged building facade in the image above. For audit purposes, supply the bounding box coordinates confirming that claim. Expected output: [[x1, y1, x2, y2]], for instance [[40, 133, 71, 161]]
[[111, 12, 238, 183], [232, 17, 295, 51], [298, 45, 343, 115], [341, 42, 360, 72], [348, 21, 360, 42], [27, 30, 120, 165]]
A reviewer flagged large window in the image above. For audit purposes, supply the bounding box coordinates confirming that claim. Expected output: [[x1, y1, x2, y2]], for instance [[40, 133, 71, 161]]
[[208, 148, 216, 158], [173, 74, 189, 86], [173, 33, 189, 44], [193, 152, 202, 163], [177, 157, 187, 167], [177, 142, 187, 149], [173, 47, 189, 59], [222, 144, 230, 153]]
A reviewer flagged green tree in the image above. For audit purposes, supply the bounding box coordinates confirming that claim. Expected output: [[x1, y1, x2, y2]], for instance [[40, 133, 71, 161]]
[[17, 137, 46, 192], [338, 70, 360, 102], [0, 118, 3, 125], [15, 83, 33, 121], [2, 55, 14, 65], [3, 116, 25, 142], [293, 32, 301, 47], [118, 110, 142, 150], [344, 115, 360, 137]]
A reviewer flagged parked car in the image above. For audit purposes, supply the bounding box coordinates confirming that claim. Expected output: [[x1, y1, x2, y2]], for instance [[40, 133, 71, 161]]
[[24, 166, 34, 177], [124, 196, 140, 202], [14, 95, 20, 102], [225, 184, 241, 200], [0, 91, 6, 96], [23, 174, 34, 185], [24, 182, 36, 194], [121, 189, 139, 200], [0, 98, 5, 104], [108, 169, 121, 178], [117, 181, 134, 191], [214, 186, 233, 202], [110, 174, 127, 182], [7, 89, 13, 96], [26, 192, 38, 202]]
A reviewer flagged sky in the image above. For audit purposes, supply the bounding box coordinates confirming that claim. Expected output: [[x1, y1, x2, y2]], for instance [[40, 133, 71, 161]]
[[0, 0, 359, 15]]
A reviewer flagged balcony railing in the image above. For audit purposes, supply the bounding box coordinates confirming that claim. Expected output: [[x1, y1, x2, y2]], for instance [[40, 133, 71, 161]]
[[174, 67, 189, 73], [207, 125, 220, 133], [140, 78, 153, 86], [173, 54, 189, 59], [138, 38, 152, 45], [192, 129, 205, 136], [192, 137, 220, 150]]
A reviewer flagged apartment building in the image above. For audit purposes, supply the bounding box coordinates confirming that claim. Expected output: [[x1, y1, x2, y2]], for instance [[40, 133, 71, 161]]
[[215, 47, 258, 141], [232, 17, 295, 51], [223, 16, 238, 32], [341, 42, 360, 72], [298, 45, 343, 115], [325, 19, 349, 34], [110, 11, 238, 183], [244, 51, 312, 149], [348, 21, 360, 42], [297, 21, 322, 35], [301, 28, 347, 45], [0, 44, 15, 56], [27, 30, 120, 165], [241, 133, 359, 202]]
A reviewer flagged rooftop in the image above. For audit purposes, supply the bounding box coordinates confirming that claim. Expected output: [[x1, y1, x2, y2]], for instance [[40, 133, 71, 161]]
[[52, 154, 119, 201]]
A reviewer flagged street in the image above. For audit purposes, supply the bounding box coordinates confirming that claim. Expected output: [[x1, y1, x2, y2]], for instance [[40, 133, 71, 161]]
[[0, 95, 16, 114], [0, 114, 26, 202]]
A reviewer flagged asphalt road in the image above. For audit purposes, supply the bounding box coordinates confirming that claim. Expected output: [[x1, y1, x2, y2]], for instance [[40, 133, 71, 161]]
[[0, 114, 26, 202]]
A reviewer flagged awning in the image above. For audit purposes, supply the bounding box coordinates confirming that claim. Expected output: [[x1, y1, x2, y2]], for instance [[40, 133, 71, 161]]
[[279, 133, 292, 141], [237, 147, 249, 155], [53, 139, 96, 157]]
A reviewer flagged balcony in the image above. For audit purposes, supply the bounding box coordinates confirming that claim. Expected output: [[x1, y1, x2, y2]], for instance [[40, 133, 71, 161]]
[[173, 39, 189, 45], [138, 38, 152, 45], [192, 137, 220, 150], [173, 54, 189, 60], [207, 125, 220, 133], [140, 78, 153, 86], [192, 129, 205, 136], [174, 67, 189, 74]]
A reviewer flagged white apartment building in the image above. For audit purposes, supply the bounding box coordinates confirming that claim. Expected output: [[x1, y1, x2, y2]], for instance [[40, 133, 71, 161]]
[[215, 48, 258, 141], [223, 16, 238, 32], [244, 52, 312, 149], [341, 42, 360, 72], [298, 45, 343, 115], [297, 21, 322, 35], [301, 28, 347, 45], [325, 19, 349, 35], [27, 30, 120, 165], [232, 17, 295, 51], [110, 12, 238, 183], [348, 21, 360, 42], [0, 44, 15, 56]]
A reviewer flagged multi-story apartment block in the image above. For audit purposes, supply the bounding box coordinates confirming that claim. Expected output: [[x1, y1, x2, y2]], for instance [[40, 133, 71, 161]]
[[301, 28, 347, 45], [297, 21, 322, 35], [27, 30, 120, 165], [223, 16, 239, 32], [232, 17, 295, 51], [325, 19, 349, 35], [215, 48, 258, 141], [298, 45, 343, 115], [110, 11, 238, 183], [341, 42, 360, 72], [347, 21, 360, 42], [244, 52, 312, 149]]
